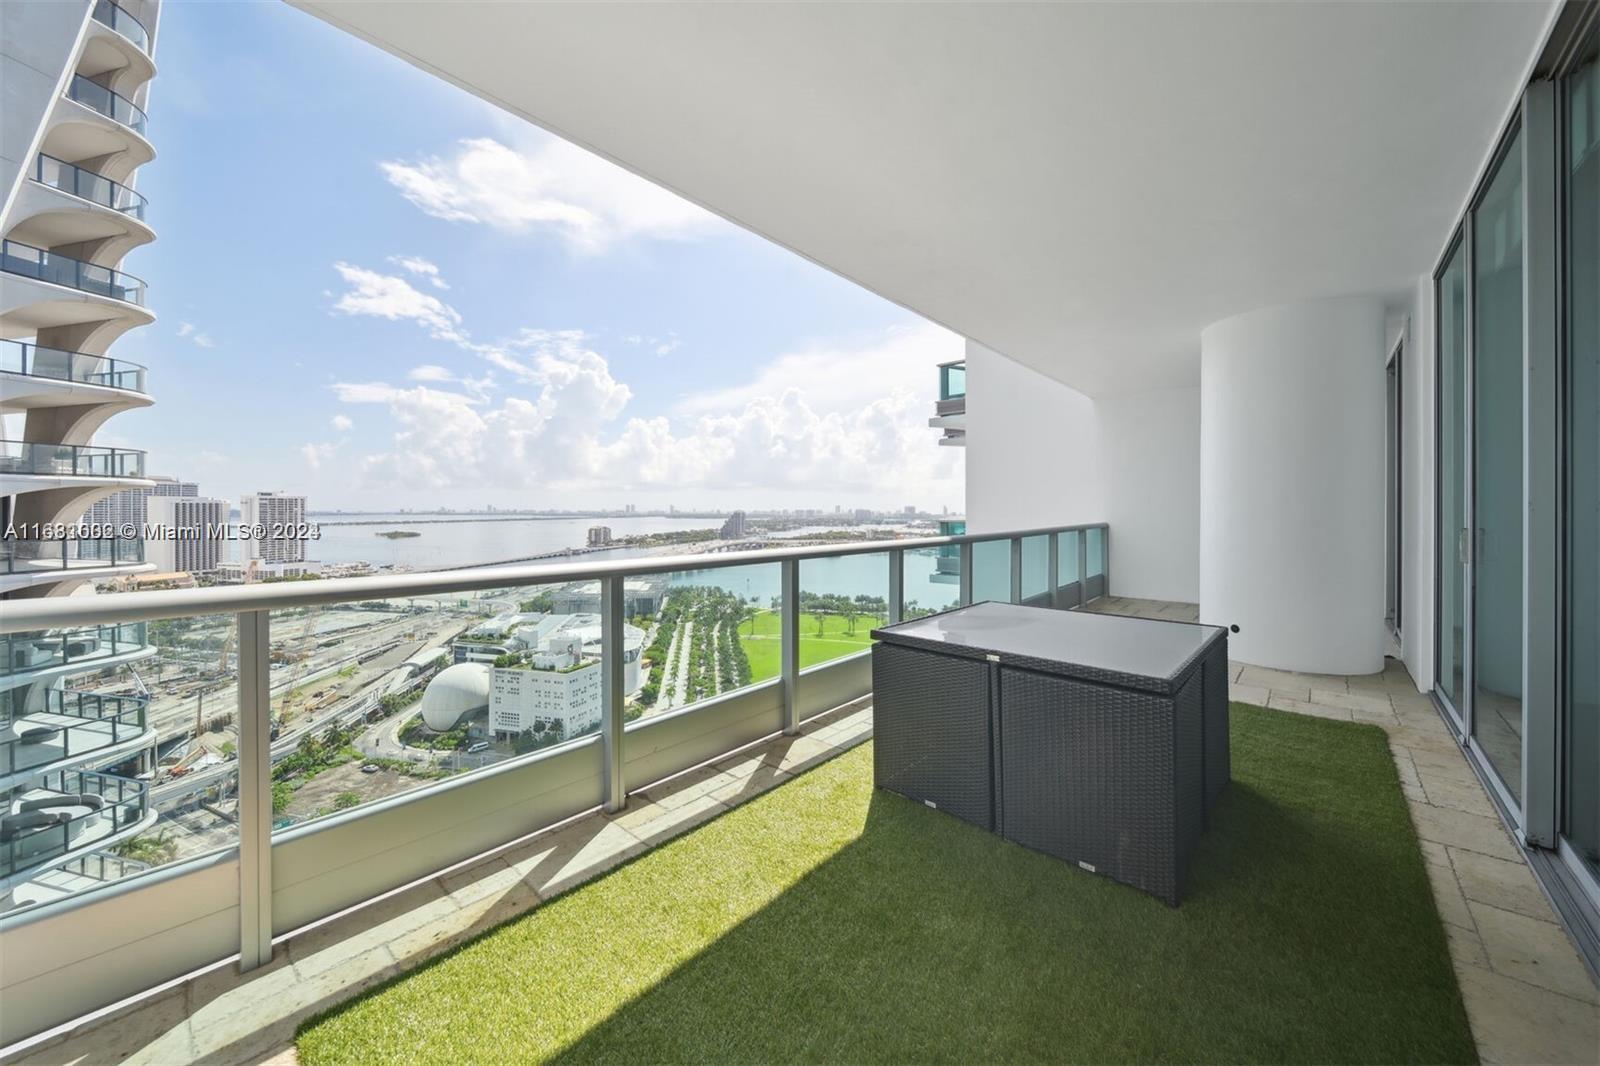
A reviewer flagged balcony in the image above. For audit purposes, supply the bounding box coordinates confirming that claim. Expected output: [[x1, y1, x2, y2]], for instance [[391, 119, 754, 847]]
[[0, 623, 151, 687], [89, 0, 151, 54], [929, 359, 966, 446], [30, 154, 148, 222], [0, 440, 146, 479], [0, 536, 148, 589], [0, 339, 148, 394], [0, 691, 151, 789], [0, 525, 1591, 1065], [64, 75, 147, 137], [0, 240, 146, 306], [0, 769, 152, 889]]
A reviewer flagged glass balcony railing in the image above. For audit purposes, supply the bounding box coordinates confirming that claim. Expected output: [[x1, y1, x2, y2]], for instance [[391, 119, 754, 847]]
[[1, 769, 148, 880], [0, 240, 146, 305], [2, 690, 149, 778], [1, 623, 149, 677], [0, 440, 147, 479], [939, 361, 967, 402], [90, 0, 151, 53], [66, 74, 147, 136], [1, 340, 148, 393], [2, 535, 146, 574], [33, 154, 148, 220]]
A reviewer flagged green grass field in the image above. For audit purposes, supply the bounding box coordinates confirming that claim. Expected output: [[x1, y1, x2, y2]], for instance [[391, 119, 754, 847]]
[[298, 704, 1474, 1065], [737, 609, 881, 682]]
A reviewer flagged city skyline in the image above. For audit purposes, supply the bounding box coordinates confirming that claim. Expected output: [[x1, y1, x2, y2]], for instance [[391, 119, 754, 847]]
[[95, 2, 964, 513]]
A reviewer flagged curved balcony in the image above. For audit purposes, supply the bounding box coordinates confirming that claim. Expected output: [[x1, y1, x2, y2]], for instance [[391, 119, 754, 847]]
[[1, 769, 153, 888], [0, 623, 151, 691], [31, 155, 148, 222], [0, 440, 146, 479], [2, 536, 146, 575], [1, 691, 150, 789], [1, 340, 147, 394], [66, 75, 147, 137], [1, 240, 146, 306], [90, 0, 151, 54]]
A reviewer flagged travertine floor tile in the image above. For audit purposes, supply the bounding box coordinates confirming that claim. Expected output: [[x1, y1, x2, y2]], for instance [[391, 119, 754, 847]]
[[1470, 901, 1599, 1002], [1450, 848, 1551, 921]]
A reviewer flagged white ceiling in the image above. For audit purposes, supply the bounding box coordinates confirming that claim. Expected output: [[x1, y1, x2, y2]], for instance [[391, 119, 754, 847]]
[[294, 1, 1554, 396]]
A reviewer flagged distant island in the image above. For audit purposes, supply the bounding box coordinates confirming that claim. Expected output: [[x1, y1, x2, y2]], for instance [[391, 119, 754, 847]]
[[375, 530, 421, 540]]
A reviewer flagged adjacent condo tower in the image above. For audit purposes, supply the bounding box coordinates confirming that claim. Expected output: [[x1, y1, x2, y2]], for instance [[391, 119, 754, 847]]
[[0, 0, 162, 905]]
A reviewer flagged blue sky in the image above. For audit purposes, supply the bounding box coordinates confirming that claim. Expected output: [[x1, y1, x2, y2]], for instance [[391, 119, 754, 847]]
[[103, 1, 963, 513]]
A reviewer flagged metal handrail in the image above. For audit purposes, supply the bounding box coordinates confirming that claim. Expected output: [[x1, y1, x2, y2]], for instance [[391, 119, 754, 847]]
[[0, 240, 147, 306], [1, 536, 147, 573], [1, 339, 148, 393], [33, 154, 148, 220], [0, 523, 1109, 633]]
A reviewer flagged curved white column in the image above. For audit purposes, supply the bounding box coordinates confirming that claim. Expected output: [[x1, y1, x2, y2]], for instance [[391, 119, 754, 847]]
[[1200, 296, 1386, 675]]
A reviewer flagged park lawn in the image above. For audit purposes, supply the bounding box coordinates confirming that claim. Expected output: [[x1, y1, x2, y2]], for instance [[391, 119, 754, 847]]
[[739, 609, 883, 683]]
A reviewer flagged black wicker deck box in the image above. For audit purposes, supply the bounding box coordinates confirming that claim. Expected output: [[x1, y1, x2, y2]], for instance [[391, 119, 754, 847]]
[[871, 602, 1229, 905]]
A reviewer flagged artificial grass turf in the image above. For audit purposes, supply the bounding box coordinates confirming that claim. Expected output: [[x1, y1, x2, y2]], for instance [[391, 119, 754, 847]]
[[297, 703, 1476, 1065]]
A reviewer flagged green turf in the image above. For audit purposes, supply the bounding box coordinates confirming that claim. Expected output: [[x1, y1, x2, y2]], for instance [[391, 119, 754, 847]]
[[297, 704, 1475, 1065], [739, 608, 881, 682]]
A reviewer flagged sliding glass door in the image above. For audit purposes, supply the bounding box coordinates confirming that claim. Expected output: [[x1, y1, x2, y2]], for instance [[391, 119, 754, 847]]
[[1472, 132, 1528, 804], [1563, 34, 1598, 880]]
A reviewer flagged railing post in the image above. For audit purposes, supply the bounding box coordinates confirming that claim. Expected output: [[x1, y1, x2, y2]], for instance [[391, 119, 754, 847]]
[[1047, 532, 1060, 610], [1009, 537, 1023, 604], [1101, 525, 1110, 598], [958, 542, 974, 606], [237, 610, 272, 973], [780, 557, 800, 735], [887, 548, 904, 625], [1079, 532, 1090, 603], [600, 575, 626, 812]]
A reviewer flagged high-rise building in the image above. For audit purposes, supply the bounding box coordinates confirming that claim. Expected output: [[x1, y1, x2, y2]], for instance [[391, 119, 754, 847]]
[[719, 510, 747, 539], [586, 525, 612, 547], [146, 496, 226, 574], [241, 491, 307, 563], [0, 0, 163, 903], [83, 475, 198, 529]]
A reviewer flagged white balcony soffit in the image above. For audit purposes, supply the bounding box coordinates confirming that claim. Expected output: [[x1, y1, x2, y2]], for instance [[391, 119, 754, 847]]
[[292, 1, 1554, 395]]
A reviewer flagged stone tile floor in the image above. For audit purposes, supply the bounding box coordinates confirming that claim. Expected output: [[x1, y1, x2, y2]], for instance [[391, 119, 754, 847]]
[[10, 598, 1598, 1065]]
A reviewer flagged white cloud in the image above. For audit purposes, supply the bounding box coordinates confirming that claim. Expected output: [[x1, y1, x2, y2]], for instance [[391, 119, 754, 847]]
[[177, 321, 214, 348], [380, 135, 724, 252], [329, 323, 961, 500], [176, 322, 194, 338], [407, 364, 455, 383], [300, 441, 340, 470], [388, 254, 449, 290], [330, 262, 466, 344], [193, 333, 215, 349], [330, 414, 353, 432]]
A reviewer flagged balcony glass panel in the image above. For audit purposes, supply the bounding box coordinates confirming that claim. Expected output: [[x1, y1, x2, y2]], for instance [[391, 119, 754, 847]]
[[1057, 530, 1081, 587], [0, 240, 146, 305], [0, 440, 146, 478], [1086, 527, 1105, 578], [66, 75, 147, 135], [2, 339, 148, 392], [2, 623, 147, 677], [661, 563, 781, 698], [1020, 535, 1049, 605], [798, 553, 888, 668], [939, 362, 967, 401], [1, 770, 148, 884], [904, 545, 960, 619], [2, 691, 148, 778], [971, 538, 1011, 603], [33, 154, 147, 219], [1, 536, 145, 573], [1437, 239, 1468, 717], [90, 0, 150, 52]]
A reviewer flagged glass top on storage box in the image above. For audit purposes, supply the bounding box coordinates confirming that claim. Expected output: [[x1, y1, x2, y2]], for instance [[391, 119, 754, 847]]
[[873, 602, 1223, 693]]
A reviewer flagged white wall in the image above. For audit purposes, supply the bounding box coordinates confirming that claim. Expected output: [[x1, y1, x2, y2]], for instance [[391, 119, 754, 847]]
[[963, 340, 1103, 533], [1199, 296, 1387, 675], [1095, 387, 1201, 602], [965, 341, 1203, 603]]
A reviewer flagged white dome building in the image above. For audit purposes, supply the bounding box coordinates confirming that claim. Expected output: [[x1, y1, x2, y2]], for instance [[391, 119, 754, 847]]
[[418, 663, 491, 732]]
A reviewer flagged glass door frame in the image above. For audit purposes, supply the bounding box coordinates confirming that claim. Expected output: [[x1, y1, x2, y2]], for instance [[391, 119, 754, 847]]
[[1433, 226, 1472, 737]]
